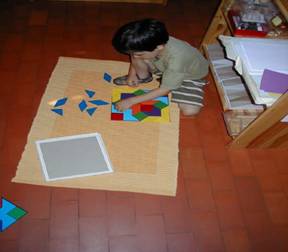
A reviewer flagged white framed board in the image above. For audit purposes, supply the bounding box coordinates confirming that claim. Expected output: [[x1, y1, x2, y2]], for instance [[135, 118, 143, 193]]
[[35, 133, 113, 181]]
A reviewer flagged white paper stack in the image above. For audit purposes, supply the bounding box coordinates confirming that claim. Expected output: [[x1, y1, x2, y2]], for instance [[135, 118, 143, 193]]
[[219, 35, 288, 106]]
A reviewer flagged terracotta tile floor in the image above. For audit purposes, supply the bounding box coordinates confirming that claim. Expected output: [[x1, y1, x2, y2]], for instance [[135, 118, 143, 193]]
[[0, 0, 288, 251]]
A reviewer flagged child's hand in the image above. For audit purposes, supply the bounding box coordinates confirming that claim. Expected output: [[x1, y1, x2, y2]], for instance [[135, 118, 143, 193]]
[[115, 99, 134, 112]]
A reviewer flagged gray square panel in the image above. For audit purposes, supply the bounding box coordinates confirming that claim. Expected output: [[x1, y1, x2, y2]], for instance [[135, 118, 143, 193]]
[[36, 133, 113, 181]]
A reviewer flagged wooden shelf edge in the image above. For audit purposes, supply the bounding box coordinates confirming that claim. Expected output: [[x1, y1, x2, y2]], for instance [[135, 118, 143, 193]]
[[230, 92, 288, 148]]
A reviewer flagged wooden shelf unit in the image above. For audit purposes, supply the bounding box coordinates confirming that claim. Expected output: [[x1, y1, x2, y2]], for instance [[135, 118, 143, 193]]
[[201, 0, 288, 148]]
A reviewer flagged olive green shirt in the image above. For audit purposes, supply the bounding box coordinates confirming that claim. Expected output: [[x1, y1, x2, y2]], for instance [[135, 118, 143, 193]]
[[150, 36, 209, 90]]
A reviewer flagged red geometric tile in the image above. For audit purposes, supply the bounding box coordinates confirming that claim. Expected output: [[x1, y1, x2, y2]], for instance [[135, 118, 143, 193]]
[[111, 113, 123, 120], [140, 104, 154, 112], [131, 103, 142, 115]]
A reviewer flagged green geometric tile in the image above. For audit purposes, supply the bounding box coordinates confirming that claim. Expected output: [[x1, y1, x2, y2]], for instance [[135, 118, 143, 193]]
[[154, 101, 168, 109], [133, 89, 146, 96], [7, 207, 27, 220], [133, 112, 148, 121]]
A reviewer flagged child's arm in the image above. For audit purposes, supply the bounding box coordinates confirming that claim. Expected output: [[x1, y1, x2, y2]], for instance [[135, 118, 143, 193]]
[[115, 87, 170, 112]]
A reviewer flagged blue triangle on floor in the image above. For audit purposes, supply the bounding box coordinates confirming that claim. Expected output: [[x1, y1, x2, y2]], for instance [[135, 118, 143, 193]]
[[79, 100, 88, 112], [51, 108, 63, 116], [103, 72, 112, 83], [85, 90, 95, 98], [86, 107, 97, 116], [54, 97, 68, 107], [89, 100, 109, 106]]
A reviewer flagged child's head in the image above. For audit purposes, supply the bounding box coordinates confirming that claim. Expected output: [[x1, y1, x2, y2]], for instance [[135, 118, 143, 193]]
[[112, 19, 169, 55]]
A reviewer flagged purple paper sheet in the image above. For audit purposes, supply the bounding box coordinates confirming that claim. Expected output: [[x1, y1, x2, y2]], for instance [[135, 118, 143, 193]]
[[260, 69, 288, 94]]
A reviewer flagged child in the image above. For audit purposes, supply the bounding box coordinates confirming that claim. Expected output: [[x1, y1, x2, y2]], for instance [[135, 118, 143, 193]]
[[112, 19, 209, 116]]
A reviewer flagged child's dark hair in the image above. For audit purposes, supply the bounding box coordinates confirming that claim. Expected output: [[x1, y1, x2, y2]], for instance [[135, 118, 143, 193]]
[[112, 19, 169, 54]]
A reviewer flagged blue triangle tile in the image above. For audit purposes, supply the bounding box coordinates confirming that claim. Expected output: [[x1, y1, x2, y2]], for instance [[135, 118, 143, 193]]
[[51, 108, 63, 116], [89, 100, 109, 106], [85, 90, 95, 98], [86, 107, 97, 116], [78, 100, 88, 112], [103, 72, 112, 83], [54, 97, 68, 107]]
